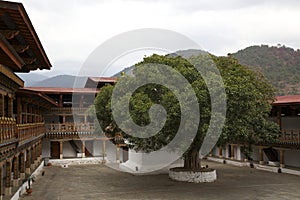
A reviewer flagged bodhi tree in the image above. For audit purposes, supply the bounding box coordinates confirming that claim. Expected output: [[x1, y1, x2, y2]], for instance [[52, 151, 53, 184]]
[[94, 53, 279, 171]]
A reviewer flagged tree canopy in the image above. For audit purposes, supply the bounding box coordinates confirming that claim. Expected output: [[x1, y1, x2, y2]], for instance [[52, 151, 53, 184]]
[[94, 53, 279, 170]]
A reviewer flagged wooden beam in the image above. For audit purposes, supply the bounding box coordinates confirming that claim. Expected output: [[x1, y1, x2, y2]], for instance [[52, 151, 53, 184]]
[[12, 45, 29, 53], [0, 33, 24, 69], [22, 58, 36, 65], [0, 30, 19, 40]]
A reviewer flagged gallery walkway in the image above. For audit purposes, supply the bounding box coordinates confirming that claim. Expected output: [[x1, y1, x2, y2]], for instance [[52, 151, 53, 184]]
[[20, 160, 300, 200]]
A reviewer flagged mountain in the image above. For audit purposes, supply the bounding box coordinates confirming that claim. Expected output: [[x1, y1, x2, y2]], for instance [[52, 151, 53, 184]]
[[31, 75, 87, 88], [16, 73, 49, 86], [112, 65, 134, 77], [113, 49, 208, 77], [232, 45, 300, 95], [170, 49, 207, 58]]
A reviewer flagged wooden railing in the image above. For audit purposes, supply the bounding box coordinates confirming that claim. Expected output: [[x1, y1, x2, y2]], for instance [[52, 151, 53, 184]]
[[45, 123, 95, 133], [17, 122, 45, 143], [45, 123, 96, 139], [0, 117, 17, 143], [280, 130, 300, 143], [50, 107, 88, 113]]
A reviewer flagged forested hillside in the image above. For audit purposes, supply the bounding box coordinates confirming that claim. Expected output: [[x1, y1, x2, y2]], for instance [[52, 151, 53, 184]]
[[232, 45, 300, 95]]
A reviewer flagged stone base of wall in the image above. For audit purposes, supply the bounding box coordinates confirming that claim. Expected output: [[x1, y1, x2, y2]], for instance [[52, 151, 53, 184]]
[[49, 157, 106, 166], [11, 161, 44, 200], [169, 168, 217, 183]]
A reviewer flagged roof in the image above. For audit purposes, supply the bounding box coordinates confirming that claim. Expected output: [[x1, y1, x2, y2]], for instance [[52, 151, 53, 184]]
[[18, 88, 58, 107], [84, 77, 117, 89], [88, 77, 117, 83], [0, 1, 51, 72], [23, 87, 99, 94], [273, 95, 300, 105]]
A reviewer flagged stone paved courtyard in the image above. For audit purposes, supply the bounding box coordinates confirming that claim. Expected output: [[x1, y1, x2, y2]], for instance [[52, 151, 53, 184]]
[[20, 160, 300, 200]]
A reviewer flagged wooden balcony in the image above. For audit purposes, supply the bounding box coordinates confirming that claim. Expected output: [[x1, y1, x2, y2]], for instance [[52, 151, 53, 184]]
[[46, 123, 95, 132], [280, 130, 300, 143], [17, 122, 45, 144], [0, 117, 17, 144], [45, 123, 97, 139], [50, 107, 88, 113]]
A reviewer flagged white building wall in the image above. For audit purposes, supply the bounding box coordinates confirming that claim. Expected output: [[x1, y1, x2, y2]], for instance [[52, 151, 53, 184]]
[[106, 141, 117, 162], [225, 145, 229, 158], [42, 138, 51, 158], [63, 141, 76, 158], [93, 140, 103, 156], [212, 147, 225, 157], [252, 146, 273, 163], [284, 149, 300, 167], [235, 146, 241, 161]]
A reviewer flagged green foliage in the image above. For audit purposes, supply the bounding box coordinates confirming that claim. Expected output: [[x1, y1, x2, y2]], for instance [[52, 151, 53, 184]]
[[94, 53, 279, 169]]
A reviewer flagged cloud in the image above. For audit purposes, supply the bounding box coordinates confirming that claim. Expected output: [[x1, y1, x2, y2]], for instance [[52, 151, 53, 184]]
[[8, 0, 300, 75]]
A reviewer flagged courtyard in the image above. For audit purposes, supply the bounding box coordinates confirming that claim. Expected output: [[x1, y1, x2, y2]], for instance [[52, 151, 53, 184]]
[[20, 160, 300, 200]]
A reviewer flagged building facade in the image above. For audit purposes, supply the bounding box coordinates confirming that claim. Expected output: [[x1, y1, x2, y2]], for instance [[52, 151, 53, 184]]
[[0, 1, 51, 198], [1, 0, 300, 199], [210, 95, 300, 169]]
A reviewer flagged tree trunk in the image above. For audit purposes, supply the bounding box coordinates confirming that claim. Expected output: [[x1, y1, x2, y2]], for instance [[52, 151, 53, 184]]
[[184, 147, 201, 170]]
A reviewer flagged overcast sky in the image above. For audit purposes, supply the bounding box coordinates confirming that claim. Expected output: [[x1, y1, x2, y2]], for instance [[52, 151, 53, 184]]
[[11, 0, 300, 77]]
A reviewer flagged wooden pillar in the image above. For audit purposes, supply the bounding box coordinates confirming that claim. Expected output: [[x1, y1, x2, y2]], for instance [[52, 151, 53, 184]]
[[29, 105, 32, 123], [259, 147, 264, 164], [0, 94, 4, 117], [17, 97, 22, 124], [13, 156, 19, 187], [84, 115, 87, 124], [230, 145, 234, 160], [277, 106, 282, 131], [0, 163, 3, 200], [280, 150, 285, 168], [23, 103, 27, 124], [32, 107, 36, 123], [219, 146, 223, 158], [20, 152, 25, 180], [116, 145, 120, 163], [82, 141, 85, 158], [102, 140, 106, 162], [79, 95, 84, 108], [25, 149, 31, 175], [59, 141, 63, 159], [33, 144, 38, 167], [7, 96, 13, 118], [37, 142, 42, 163], [31, 146, 36, 170], [5, 160, 12, 196], [59, 94, 63, 107]]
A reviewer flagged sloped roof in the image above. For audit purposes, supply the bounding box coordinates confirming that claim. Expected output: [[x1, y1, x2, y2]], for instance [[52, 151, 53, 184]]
[[88, 77, 117, 83], [18, 88, 58, 107], [0, 1, 51, 72], [273, 95, 300, 105], [23, 87, 99, 94]]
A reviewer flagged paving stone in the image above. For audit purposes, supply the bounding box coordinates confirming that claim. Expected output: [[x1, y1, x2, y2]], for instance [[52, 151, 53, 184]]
[[20, 160, 300, 200]]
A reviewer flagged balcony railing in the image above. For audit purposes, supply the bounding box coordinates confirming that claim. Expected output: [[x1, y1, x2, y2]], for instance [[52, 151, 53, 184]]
[[280, 130, 300, 143], [17, 122, 45, 143], [0, 117, 17, 144], [50, 107, 88, 113], [45, 123, 96, 139], [45, 123, 95, 132]]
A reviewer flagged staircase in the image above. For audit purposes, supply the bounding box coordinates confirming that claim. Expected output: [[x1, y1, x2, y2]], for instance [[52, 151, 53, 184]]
[[263, 147, 279, 162], [69, 140, 80, 154]]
